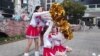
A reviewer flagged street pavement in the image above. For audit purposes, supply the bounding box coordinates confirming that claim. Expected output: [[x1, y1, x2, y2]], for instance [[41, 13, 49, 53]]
[[66, 26, 100, 56], [0, 26, 100, 56], [0, 40, 35, 56]]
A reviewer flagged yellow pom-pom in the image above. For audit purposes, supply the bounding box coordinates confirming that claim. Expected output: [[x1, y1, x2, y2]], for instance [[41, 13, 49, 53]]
[[49, 3, 73, 40]]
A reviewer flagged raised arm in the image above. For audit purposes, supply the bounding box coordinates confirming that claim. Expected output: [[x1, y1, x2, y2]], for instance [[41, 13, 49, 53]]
[[43, 20, 53, 37], [30, 11, 51, 27], [33, 11, 49, 16]]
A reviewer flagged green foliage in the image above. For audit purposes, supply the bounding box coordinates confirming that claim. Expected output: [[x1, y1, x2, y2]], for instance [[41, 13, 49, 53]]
[[0, 35, 25, 45], [61, 0, 86, 24]]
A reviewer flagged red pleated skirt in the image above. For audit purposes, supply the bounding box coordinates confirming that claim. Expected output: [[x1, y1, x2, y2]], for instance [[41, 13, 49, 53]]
[[43, 48, 55, 56], [53, 45, 66, 52], [26, 25, 42, 38]]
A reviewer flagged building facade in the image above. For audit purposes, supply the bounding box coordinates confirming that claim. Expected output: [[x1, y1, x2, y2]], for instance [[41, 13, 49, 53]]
[[73, 0, 100, 25], [41, 0, 63, 10], [0, 0, 14, 17], [0, 0, 63, 17]]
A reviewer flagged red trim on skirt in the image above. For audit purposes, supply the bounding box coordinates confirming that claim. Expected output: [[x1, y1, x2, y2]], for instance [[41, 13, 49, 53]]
[[43, 47, 55, 56], [26, 25, 42, 38], [53, 45, 66, 52]]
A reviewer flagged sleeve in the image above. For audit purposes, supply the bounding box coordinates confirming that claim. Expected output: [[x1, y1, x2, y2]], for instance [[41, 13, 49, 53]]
[[41, 12, 52, 20], [43, 20, 53, 37], [33, 11, 49, 16], [43, 21, 53, 47], [30, 11, 49, 27]]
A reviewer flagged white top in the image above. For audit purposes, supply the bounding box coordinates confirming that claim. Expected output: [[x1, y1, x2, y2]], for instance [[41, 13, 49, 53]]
[[30, 11, 50, 27], [43, 20, 53, 48], [51, 32, 64, 45]]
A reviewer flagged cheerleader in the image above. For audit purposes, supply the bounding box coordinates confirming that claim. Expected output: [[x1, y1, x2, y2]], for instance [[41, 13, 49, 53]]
[[51, 26, 72, 56], [43, 20, 55, 56], [43, 20, 72, 56], [24, 6, 49, 56]]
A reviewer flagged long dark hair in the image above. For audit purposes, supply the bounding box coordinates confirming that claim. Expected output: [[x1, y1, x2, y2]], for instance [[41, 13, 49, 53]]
[[34, 6, 42, 12]]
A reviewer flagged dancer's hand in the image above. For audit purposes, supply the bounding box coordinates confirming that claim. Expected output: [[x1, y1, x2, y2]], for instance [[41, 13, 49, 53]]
[[66, 46, 72, 52]]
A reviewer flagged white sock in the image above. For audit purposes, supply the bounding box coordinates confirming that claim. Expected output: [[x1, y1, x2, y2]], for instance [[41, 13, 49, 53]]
[[24, 53, 29, 56], [39, 46, 43, 55], [35, 51, 39, 56]]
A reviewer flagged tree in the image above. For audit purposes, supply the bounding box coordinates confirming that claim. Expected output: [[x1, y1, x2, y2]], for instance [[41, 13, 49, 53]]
[[61, 0, 86, 24]]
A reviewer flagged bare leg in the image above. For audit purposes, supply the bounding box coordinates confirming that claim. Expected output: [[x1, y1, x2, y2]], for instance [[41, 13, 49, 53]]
[[40, 34, 44, 46], [34, 37, 40, 56], [34, 37, 39, 51], [24, 39, 33, 53]]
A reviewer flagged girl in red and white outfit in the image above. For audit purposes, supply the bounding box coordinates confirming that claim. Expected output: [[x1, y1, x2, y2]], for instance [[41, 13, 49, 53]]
[[43, 21, 72, 56], [43, 20, 55, 56], [24, 6, 49, 56], [51, 26, 72, 56]]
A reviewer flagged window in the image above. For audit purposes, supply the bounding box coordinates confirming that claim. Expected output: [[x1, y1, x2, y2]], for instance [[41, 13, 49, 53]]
[[23, 0, 27, 4], [47, 4, 50, 10], [47, 0, 50, 3], [21, 0, 28, 8], [97, 4, 100, 8], [46, 0, 56, 10], [89, 5, 95, 8], [52, 0, 55, 2]]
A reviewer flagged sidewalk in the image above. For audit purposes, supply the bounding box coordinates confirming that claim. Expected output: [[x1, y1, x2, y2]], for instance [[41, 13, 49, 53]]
[[0, 40, 35, 56], [0, 38, 67, 56], [1, 28, 100, 56]]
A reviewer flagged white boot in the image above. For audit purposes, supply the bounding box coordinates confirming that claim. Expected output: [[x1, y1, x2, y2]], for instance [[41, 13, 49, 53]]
[[24, 53, 29, 56], [35, 51, 39, 56]]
